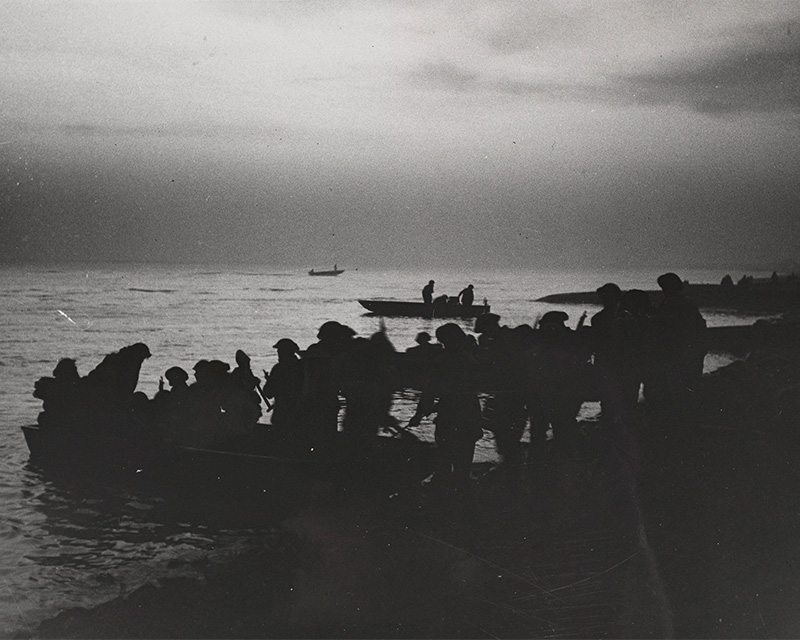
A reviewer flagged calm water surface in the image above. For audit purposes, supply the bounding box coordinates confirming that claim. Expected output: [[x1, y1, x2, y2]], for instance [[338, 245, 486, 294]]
[[0, 264, 770, 635]]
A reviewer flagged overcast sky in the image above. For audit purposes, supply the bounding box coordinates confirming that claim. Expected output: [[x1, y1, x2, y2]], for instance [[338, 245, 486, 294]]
[[2, 1, 799, 269]]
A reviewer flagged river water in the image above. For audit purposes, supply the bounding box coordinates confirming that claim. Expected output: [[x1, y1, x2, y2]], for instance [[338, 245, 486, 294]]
[[0, 264, 770, 636]]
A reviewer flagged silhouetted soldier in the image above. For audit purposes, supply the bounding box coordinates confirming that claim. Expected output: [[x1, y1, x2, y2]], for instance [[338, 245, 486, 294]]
[[263, 338, 304, 431], [33, 358, 83, 429], [83, 343, 152, 427], [340, 326, 398, 446], [475, 313, 527, 465], [178, 359, 230, 446], [525, 311, 587, 450], [427, 323, 484, 486], [458, 284, 475, 306], [591, 284, 641, 428], [153, 366, 190, 442], [651, 272, 707, 423], [622, 289, 657, 404], [229, 349, 263, 424], [406, 332, 442, 427], [301, 321, 352, 449], [422, 280, 435, 305]]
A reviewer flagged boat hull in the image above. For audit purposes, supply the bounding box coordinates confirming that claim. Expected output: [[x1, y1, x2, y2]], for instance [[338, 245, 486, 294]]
[[20, 424, 436, 494], [359, 299, 491, 318], [309, 269, 344, 276]]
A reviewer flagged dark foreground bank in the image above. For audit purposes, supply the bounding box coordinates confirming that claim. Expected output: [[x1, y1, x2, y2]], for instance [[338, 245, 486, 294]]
[[21, 317, 800, 639]]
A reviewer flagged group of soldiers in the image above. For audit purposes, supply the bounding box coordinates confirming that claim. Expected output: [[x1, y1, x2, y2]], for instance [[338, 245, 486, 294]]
[[33, 272, 706, 484], [422, 280, 477, 307]]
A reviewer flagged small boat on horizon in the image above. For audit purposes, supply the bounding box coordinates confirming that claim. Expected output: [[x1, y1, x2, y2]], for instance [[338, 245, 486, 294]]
[[308, 265, 345, 276]]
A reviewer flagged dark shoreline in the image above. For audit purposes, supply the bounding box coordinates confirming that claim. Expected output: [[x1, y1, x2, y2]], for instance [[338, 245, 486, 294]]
[[536, 281, 800, 314], [22, 316, 800, 639]]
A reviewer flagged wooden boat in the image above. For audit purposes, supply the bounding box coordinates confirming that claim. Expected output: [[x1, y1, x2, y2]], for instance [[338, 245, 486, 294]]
[[309, 265, 344, 276], [359, 299, 491, 318], [20, 423, 436, 493]]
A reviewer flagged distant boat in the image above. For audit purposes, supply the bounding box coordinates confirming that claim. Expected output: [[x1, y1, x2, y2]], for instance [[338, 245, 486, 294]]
[[308, 265, 344, 276], [359, 298, 491, 319]]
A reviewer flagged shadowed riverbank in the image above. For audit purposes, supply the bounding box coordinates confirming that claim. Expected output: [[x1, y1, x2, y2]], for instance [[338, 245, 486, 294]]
[[21, 318, 800, 639], [25, 309, 800, 639]]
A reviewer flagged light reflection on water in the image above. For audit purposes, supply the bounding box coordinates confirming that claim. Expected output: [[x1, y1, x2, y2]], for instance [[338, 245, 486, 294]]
[[0, 264, 772, 635]]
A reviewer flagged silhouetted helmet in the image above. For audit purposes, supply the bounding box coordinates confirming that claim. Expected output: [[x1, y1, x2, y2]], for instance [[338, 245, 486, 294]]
[[657, 272, 684, 294], [339, 324, 356, 339], [273, 338, 300, 353], [208, 359, 231, 376], [317, 321, 343, 341], [622, 289, 652, 313], [129, 343, 152, 359], [165, 366, 189, 384], [414, 331, 431, 344], [53, 358, 78, 379], [429, 280, 435, 285], [596, 283, 622, 302], [435, 323, 467, 348], [539, 310, 569, 327], [474, 313, 500, 334], [235, 349, 250, 365]]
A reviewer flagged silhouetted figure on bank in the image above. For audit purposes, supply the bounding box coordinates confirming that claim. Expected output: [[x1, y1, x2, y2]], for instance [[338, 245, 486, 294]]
[[622, 289, 657, 403], [301, 321, 353, 449], [650, 273, 707, 423], [475, 313, 527, 465], [406, 332, 442, 427], [33, 358, 83, 429], [427, 323, 484, 485], [340, 326, 398, 445], [422, 280, 435, 305], [263, 339, 304, 431], [406, 332, 441, 358], [458, 284, 475, 306], [591, 284, 641, 428], [229, 349, 263, 425], [525, 311, 588, 450]]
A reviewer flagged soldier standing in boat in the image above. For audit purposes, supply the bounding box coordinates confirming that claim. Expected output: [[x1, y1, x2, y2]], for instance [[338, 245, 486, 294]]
[[229, 349, 263, 424], [263, 339, 304, 431], [422, 280, 435, 306], [33, 358, 83, 429], [458, 284, 475, 307]]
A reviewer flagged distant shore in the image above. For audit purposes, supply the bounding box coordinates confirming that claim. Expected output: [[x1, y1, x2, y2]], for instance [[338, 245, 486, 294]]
[[537, 277, 800, 314]]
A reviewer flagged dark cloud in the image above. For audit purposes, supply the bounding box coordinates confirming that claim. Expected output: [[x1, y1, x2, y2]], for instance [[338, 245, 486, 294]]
[[409, 42, 799, 121], [615, 43, 800, 116]]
